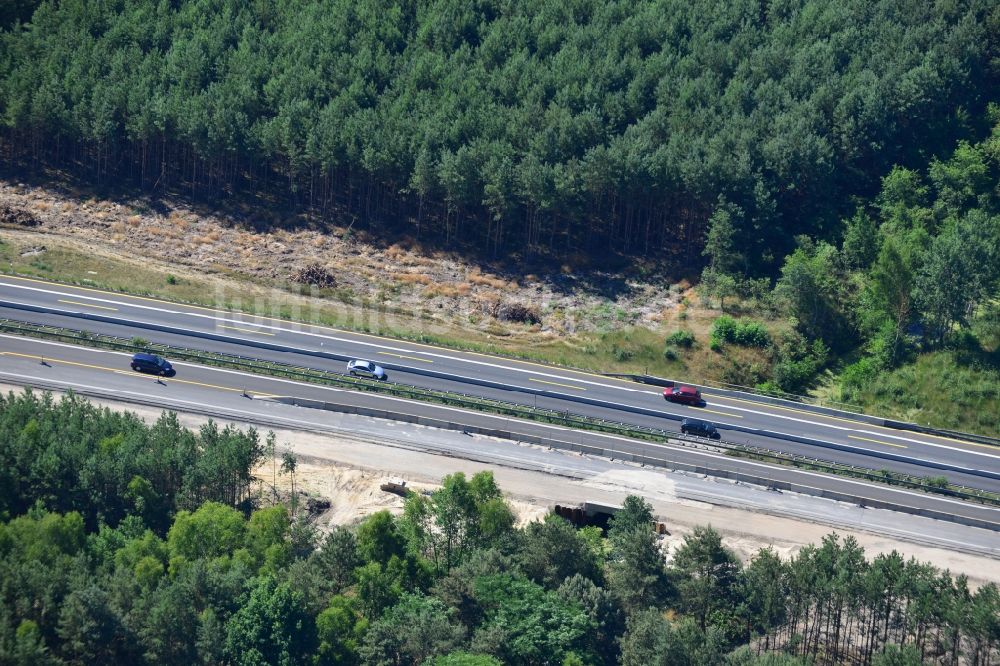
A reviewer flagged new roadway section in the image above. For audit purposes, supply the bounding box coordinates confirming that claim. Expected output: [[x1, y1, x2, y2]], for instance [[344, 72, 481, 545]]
[[1, 274, 999, 495], [1, 333, 999, 549]]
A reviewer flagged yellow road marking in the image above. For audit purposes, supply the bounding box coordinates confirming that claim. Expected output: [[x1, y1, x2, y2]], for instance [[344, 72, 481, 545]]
[[7, 275, 999, 450], [2, 274, 637, 380], [0, 351, 277, 397], [694, 407, 743, 418], [57, 299, 118, 311], [377, 351, 433, 363], [705, 392, 871, 424], [905, 433, 1000, 450], [528, 377, 586, 390], [219, 323, 275, 336], [848, 434, 907, 449]]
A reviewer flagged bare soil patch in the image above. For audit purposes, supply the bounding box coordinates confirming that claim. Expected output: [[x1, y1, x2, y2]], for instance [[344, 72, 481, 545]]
[[0, 180, 680, 337], [11, 385, 990, 588]]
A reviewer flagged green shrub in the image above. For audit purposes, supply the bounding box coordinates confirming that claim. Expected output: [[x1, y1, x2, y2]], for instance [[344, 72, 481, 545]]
[[921, 476, 949, 489], [613, 346, 633, 362], [733, 321, 771, 347], [711, 316, 737, 345], [840, 358, 879, 389], [773, 358, 818, 394], [710, 316, 771, 348], [771, 333, 828, 394], [663, 346, 678, 361], [755, 380, 785, 397], [666, 330, 695, 348]]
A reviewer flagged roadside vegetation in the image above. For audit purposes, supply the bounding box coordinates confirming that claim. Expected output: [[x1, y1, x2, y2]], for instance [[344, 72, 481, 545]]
[[0, 391, 998, 665], [0, 0, 998, 437]]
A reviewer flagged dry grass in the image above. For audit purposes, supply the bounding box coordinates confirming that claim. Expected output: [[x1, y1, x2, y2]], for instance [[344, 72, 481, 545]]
[[468, 270, 509, 289], [33, 201, 51, 212], [127, 215, 142, 227], [94, 211, 108, 220], [194, 231, 221, 245], [385, 244, 409, 261], [147, 225, 176, 239], [311, 236, 327, 248], [393, 272, 433, 285], [110, 221, 126, 234], [423, 282, 472, 298]]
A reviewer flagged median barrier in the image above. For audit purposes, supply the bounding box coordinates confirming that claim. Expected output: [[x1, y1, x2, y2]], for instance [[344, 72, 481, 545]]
[[609, 372, 1000, 449], [4, 316, 997, 508], [260, 395, 1000, 532], [5, 298, 995, 451], [723, 423, 1000, 483], [607, 372, 889, 426], [0, 299, 690, 422]]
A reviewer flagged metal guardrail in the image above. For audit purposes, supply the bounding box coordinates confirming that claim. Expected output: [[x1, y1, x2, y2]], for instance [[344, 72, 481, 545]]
[[2, 317, 998, 507], [607, 372, 1000, 448], [604, 372, 867, 412]]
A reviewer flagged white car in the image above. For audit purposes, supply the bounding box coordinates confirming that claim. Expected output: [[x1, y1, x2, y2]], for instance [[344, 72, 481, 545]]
[[347, 359, 388, 380]]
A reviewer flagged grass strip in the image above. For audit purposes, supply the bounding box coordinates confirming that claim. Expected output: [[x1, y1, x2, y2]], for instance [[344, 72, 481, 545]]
[[2, 318, 997, 507]]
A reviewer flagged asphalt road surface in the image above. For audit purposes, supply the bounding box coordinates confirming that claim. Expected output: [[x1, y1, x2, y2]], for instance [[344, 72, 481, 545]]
[[2, 334, 999, 545], [1, 274, 999, 493]]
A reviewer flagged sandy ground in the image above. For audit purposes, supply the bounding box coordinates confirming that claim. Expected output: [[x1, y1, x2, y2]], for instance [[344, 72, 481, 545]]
[[0, 180, 679, 335], [16, 385, 994, 587]]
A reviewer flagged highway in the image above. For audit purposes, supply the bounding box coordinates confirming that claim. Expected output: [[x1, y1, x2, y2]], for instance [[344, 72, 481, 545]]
[[1, 274, 1000, 493], [2, 333, 1000, 545]]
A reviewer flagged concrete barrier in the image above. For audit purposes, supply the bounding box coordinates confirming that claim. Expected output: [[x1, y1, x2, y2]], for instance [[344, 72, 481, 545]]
[[724, 423, 1000, 482], [610, 372, 1000, 448], [263, 396, 1000, 532], [0, 301, 686, 421], [607, 372, 889, 426], [7, 299, 996, 451], [5, 304, 993, 483]]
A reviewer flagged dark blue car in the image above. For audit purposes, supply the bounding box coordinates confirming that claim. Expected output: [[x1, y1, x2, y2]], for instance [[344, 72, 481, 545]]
[[130, 352, 175, 377]]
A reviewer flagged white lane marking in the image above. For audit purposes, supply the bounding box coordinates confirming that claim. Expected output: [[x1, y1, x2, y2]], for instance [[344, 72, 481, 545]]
[[3, 333, 998, 475], [0, 283, 643, 391], [3, 336, 998, 486], [218, 324, 275, 336], [2, 316, 997, 467], [58, 299, 119, 311], [2, 367, 996, 519], [5, 281, 1000, 458], [702, 399, 1000, 463]]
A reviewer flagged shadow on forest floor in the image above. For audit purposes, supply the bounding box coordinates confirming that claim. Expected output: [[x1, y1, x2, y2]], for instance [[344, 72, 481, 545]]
[[0, 164, 691, 300]]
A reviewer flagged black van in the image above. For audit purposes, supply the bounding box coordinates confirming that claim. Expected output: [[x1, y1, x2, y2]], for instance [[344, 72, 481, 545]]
[[680, 418, 720, 440], [130, 352, 175, 377]]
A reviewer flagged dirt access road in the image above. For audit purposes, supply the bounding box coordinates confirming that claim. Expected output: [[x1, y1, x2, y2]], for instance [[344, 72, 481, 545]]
[[9, 383, 994, 588]]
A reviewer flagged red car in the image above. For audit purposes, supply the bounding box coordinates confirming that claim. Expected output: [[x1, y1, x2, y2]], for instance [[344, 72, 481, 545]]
[[664, 385, 702, 405]]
